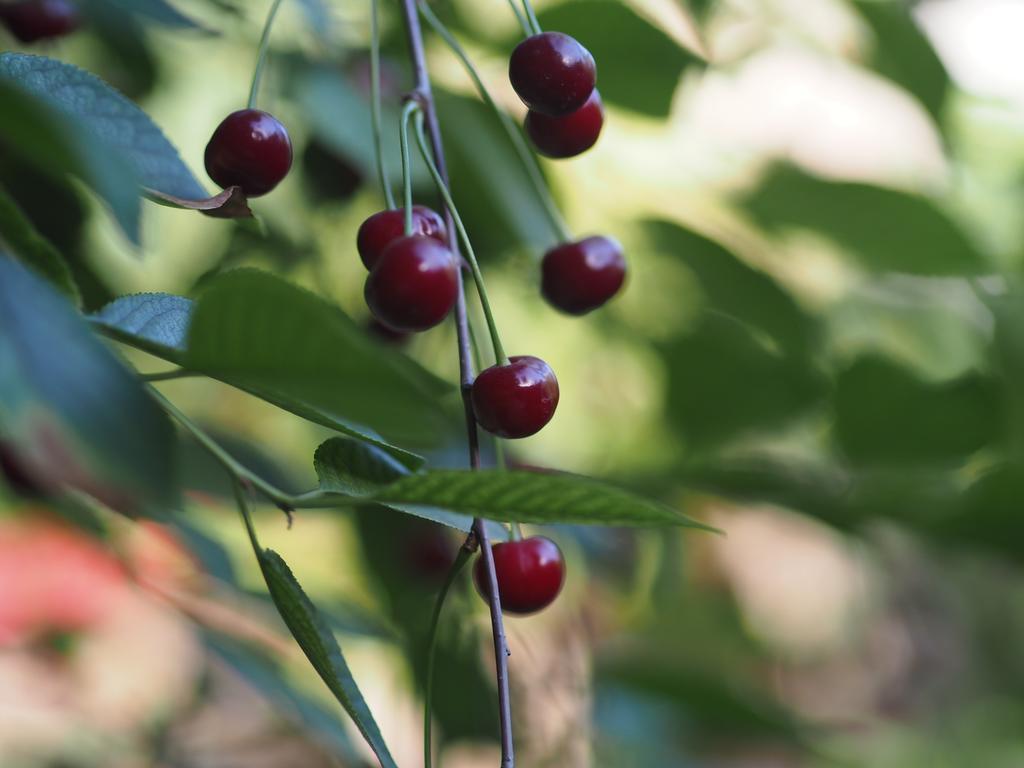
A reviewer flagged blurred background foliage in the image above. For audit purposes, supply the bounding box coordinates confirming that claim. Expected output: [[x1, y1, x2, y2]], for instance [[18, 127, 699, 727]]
[[2, 0, 1024, 765]]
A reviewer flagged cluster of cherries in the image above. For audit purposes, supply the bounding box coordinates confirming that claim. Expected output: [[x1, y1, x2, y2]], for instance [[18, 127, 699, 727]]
[[7, 4, 615, 617]]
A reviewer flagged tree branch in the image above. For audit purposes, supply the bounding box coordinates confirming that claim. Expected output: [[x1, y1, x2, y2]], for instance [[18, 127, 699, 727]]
[[395, 3, 515, 765]]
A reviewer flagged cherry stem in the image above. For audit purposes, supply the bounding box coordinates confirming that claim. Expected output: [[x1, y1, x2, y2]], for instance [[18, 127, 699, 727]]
[[248, 0, 287, 110], [370, 0, 397, 209], [511, 521, 525, 541], [520, 0, 542, 35], [503, 0, 531, 36], [412, 109, 508, 366], [417, 1, 572, 244], [399, 100, 419, 236], [396, 1, 515, 765], [423, 537, 474, 768]]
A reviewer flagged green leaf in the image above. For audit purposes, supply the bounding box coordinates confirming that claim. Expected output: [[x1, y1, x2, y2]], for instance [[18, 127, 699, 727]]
[[854, 0, 949, 126], [834, 354, 1000, 466], [256, 548, 398, 768], [366, 470, 711, 529], [0, 184, 79, 305], [91, 272, 447, 459], [744, 165, 988, 275], [661, 313, 828, 451], [314, 437, 506, 537], [0, 53, 206, 201], [644, 219, 816, 355], [0, 254, 177, 515], [436, 88, 561, 253], [531, 0, 704, 117], [0, 73, 141, 243]]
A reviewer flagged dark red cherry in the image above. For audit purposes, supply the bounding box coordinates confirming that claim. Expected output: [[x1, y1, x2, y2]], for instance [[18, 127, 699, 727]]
[[525, 89, 604, 159], [357, 206, 447, 270], [204, 109, 292, 197], [473, 536, 565, 615], [0, 0, 80, 43], [509, 31, 596, 116], [541, 235, 626, 315], [471, 356, 559, 439], [364, 235, 459, 332]]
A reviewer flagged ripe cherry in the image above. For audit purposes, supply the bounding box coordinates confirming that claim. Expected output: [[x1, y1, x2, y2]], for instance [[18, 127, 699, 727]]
[[0, 0, 80, 43], [472, 356, 559, 439], [474, 536, 565, 615], [364, 235, 459, 332], [357, 206, 447, 270], [204, 109, 292, 197], [509, 31, 596, 116], [541, 235, 626, 315], [525, 89, 604, 159]]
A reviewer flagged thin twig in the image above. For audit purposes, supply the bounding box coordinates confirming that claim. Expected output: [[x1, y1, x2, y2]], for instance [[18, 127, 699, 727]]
[[395, 2, 516, 765]]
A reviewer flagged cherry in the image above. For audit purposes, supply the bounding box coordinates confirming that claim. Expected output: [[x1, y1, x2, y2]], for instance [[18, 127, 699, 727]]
[[364, 235, 459, 332], [541, 235, 626, 315], [357, 206, 447, 270], [0, 0, 80, 43], [525, 89, 604, 159], [509, 31, 596, 116], [204, 109, 292, 197], [471, 356, 559, 438], [473, 536, 565, 615]]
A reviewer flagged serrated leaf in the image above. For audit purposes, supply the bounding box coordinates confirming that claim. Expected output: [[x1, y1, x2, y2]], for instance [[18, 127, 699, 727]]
[[0, 184, 79, 305], [91, 273, 443, 463], [644, 219, 816, 355], [744, 165, 988, 275], [366, 470, 711, 529], [0, 254, 177, 515], [0, 53, 206, 202], [0, 73, 141, 243], [257, 548, 398, 768], [530, 0, 704, 117], [834, 354, 1000, 466]]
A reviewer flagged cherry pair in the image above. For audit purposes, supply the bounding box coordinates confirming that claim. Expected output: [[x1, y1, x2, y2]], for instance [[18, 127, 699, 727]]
[[357, 207, 459, 333], [510, 31, 602, 158], [474, 535, 565, 615]]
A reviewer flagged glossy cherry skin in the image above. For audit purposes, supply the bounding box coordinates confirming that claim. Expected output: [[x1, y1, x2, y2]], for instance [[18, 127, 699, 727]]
[[357, 206, 447, 270], [541, 235, 626, 315], [472, 356, 559, 438], [0, 0, 80, 43], [525, 89, 604, 159], [364, 235, 459, 332], [509, 31, 596, 116], [474, 536, 565, 615], [204, 109, 293, 197]]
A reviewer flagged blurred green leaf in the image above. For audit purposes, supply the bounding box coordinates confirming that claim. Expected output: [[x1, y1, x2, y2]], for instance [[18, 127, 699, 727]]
[[644, 219, 817, 355], [834, 354, 1000, 466], [83, 0, 203, 29], [530, 0, 703, 117], [988, 289, 1024, 459], [0, 184, 79, 305], [92, 271, 451, 455], [662, 312, 828, 451], [744, 165, 988, 275], [932, 464, 1024, 561], [0, 254, 177, 516], [437, 88, 561, 253], [256, 549, 398, 768], [0, 53, 206, 202], [854, 0, 950, 126], [0, 73, 140, 243]]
